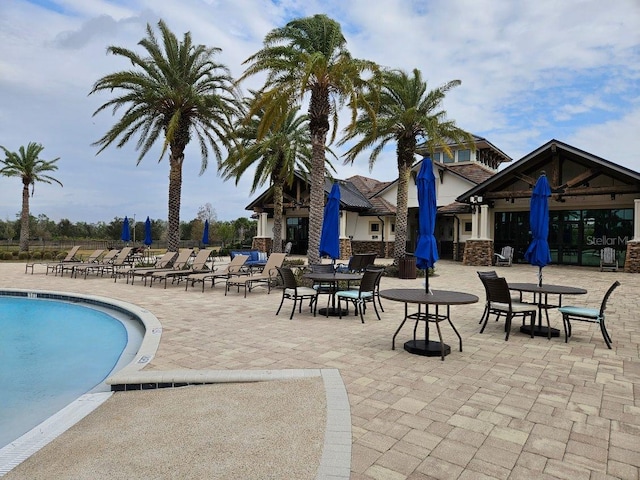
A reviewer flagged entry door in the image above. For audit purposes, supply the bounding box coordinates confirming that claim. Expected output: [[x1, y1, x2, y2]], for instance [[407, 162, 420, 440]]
[[286, 217, 309, 255], [560, 212, 581, 265]]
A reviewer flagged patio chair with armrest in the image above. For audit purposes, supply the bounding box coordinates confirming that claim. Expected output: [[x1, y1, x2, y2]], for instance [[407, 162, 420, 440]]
[[308, 263, 335, 314], [558, 280, 620, 349], [476, 270, 519, 324], [494, 246, 514, 267], [335, 268, 381, 323], [481, 277, 537, 341], [275, 267, 318, 319], [600, 247, 618, 272], [225, 253, 287, 298], [185, 254, 249, 292]]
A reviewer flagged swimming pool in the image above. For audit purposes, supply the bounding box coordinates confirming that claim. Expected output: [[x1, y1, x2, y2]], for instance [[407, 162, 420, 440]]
[[0, 296, 132, 448]]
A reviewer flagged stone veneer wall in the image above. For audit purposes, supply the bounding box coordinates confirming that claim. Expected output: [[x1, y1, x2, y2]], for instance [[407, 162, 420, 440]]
[[624, 241, 640, 273], [351, 241, 393, 258], [462, 239, 494, 266]]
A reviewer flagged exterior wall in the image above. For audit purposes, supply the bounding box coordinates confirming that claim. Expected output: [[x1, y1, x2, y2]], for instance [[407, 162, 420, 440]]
[[252, 237, 270, 252]]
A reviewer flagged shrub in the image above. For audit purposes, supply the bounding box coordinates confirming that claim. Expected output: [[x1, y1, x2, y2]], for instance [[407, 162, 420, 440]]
[[2, 252, 13, 260], [30, 251, 43, 260], [18, 252, 30, 260], [42, 251, 54, 260]]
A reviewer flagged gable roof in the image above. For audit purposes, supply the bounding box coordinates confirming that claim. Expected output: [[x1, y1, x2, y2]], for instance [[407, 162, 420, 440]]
[[457, 139, 640, 203]]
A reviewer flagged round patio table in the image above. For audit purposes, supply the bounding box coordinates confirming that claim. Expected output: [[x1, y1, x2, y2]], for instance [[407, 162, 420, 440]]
[[303, 272, 363, 316], [508, 283, 587, 338], [379, 288, 479, 361]]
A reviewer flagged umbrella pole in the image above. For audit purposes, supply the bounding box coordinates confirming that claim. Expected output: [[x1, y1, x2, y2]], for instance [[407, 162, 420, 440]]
[[538, 267, 542, 287], [425, 270, 429, 293]]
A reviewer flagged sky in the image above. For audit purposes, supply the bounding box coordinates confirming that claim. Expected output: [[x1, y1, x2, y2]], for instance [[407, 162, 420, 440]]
[[1, 0, 639, 225]]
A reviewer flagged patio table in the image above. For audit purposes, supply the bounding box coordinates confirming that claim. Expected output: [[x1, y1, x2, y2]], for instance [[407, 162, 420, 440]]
[[379, 288, 478, 361], [303, 272, 363, 316], [508, 282, 587, 338]]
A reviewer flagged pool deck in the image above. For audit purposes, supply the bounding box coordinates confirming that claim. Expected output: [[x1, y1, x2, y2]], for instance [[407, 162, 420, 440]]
[[1, 258, 639, 479]]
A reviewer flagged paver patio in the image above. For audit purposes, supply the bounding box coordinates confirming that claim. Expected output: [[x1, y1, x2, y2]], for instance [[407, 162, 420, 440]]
[[1, 258, 639, 479]]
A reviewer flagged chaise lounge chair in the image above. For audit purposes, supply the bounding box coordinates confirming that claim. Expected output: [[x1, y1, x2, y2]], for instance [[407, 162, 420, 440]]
[[225, 253, 287, 298], [25, 245, 82, 275], [185, 254, 249, 292], [149, 248, 213, 288], [116, 250, 181, 284], [58, 249, 105, 277]]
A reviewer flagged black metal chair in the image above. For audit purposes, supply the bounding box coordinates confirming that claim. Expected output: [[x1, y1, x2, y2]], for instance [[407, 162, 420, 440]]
[[477, 270, 499, 325], [558, 281, 620, 348], [335, 269, 381, 323], [275, 267, 318, 320], [309, 263, 335, 315], [481, 277, 537, 340]]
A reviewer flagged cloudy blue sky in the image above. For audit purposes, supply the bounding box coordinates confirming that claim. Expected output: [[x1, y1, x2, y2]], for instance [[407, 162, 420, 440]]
[[1, 0, 638, 224]]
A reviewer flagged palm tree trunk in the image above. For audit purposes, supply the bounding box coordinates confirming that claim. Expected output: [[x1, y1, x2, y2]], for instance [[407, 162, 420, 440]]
[[307, 91, 330, 266], [393, 149, 413, 264], [272, 181, 284, 253], [307, 137, 326, 266], [19, 180, 30, 252], [167, 151, 183, 252]]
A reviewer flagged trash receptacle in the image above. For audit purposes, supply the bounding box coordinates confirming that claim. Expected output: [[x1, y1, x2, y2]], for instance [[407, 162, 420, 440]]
[[398, 256, 416, 279]]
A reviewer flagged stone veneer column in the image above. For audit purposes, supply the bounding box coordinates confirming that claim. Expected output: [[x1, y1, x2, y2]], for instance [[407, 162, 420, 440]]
[[251, 237, 271, 253], [624, 198, 640, 273], [462, 239, 494, 266], [339, 238, 352, 260]]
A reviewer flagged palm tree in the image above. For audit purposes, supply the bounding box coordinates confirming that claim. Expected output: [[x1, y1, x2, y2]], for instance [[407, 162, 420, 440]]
[[341, 68, 474, 264], [90, 20, 242, 252], [0, 142, 62, 252], [240, 14, 378, 265], [221, 94, 312, 253]]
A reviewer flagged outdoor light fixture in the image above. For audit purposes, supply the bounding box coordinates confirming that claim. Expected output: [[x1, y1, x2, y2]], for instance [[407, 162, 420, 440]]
[[470, 195, 483, 212]]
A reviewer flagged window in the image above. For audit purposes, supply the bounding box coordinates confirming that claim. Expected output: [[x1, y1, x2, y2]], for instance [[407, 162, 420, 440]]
[[443, 152, 454, 163], [464, 222, 472, 232], [432, 152, 441, 162], [458, 149, 471, 162], [369, 222, 380, 234], [391, 223, 395, 233]]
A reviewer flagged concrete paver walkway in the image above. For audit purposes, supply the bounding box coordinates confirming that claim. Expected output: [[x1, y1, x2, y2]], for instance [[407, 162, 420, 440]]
[[1, 259, 638, 479]]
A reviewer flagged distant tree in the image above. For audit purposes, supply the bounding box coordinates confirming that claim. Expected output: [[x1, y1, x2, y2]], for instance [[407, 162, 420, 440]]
[[215, 221, 235, 247], [197, 203, 217, 224], [0, 142, 62, 252], [90, 20, 242, 252], [240, 14, 378, 264], [341, 68, 474, 263]]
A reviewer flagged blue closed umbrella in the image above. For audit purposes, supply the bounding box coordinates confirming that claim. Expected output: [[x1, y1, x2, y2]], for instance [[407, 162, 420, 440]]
[[414, 157, 439, 293], [143, 216, 153, 246], [524, 173, 552, 287], [202, 219, 210, 246], [319, 183, 341, 262], [121, 216, 131, 243]]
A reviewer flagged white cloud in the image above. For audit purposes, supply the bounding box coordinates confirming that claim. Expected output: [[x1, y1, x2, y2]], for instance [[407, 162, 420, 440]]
[[0, 0, 638, 223]]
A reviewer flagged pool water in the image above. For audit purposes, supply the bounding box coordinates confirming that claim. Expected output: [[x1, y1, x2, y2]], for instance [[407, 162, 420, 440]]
[[0, 297, 128, 448]]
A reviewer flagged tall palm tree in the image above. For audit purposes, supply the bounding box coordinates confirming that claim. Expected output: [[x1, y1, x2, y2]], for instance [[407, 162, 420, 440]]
[[220, 95, 313, 253], [0, 142, 62, 252], [240, 14, 378, 265], [341, 68, 474, 264], [90, 20, 241, 252]]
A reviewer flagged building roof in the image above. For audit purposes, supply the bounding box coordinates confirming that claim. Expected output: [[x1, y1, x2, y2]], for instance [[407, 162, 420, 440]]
[[457, 139, 640, 203]]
